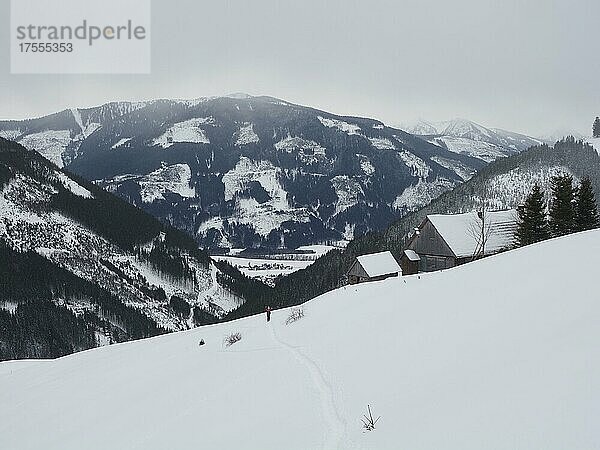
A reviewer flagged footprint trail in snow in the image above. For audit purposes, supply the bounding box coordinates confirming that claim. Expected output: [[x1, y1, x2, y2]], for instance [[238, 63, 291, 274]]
[[269, 324, 346, 450]]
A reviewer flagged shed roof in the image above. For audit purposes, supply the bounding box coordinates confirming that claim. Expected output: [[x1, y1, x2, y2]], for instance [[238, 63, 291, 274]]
[[355, 251, 401, 278], [427, 209, 517, 258], [403, 249, 421, 261]]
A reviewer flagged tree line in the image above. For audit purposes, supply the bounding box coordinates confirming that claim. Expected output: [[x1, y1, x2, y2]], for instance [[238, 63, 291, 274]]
[[516, 174, 599, 246]]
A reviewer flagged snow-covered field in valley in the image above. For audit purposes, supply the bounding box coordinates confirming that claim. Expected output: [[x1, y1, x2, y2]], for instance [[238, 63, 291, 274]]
[[213, 245, 339, 285], [1, 230, 599, 450], [212, 255, 313, 284]]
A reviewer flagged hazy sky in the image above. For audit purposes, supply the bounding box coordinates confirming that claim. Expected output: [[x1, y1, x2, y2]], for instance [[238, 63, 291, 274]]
[[1, 0, 598, 136]]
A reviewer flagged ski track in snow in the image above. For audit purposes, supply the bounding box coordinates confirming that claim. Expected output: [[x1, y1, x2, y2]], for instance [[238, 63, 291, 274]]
[[269, 324, 346, 450]]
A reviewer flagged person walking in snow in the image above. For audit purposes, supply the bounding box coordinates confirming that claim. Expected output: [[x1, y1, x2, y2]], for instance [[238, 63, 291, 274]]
[[265, 306, 272, 322]]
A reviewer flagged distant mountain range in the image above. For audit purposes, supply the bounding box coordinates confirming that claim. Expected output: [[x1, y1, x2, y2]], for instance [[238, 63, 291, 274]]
[[0, 96, 500, 250], [0, 137, 268, 360], [402, 118, 544, 162]]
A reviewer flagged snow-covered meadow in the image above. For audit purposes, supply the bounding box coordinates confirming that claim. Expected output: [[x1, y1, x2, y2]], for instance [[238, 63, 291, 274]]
[[213, 245, 339, 285], [1, 227, 599, 450]]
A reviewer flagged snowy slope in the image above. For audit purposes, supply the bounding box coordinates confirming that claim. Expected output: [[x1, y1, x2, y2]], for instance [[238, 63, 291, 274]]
[[2, 230, 598, 450], [0, 138, 258, 357]]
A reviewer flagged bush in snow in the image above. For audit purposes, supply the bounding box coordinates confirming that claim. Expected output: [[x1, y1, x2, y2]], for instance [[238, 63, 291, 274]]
[[285, 307, 305, 325], [223, 332, 242, 347], [361, 405, 381, 432]]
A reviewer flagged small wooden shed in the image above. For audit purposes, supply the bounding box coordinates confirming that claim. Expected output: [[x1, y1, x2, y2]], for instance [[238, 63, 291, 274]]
[[347, 251, 401, 285], [400, 249, 420, 275]]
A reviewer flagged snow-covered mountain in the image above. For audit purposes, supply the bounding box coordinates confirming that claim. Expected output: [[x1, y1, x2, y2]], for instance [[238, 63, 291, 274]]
[[404, 118, 543, 163], [1, 229, 598, 449], [0, 97, 489, 249], [0, 137, 268, 359], [541, 128, 586, 144]]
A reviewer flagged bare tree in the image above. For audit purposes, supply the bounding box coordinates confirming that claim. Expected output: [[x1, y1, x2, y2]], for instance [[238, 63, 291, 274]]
[[468, 182, 494, 260]]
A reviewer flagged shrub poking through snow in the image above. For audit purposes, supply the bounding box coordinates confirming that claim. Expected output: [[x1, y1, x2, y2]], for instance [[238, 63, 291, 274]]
[[361, 405, 381, 432], [285, 307, 305, 325], [223, 332, 242, 347]]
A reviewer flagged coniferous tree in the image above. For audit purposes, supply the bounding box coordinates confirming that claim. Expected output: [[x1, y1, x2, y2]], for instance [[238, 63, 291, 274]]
[[575, 176, 599, 231], [548, 174, 576, 236], [594, 117, 600, 138], [516, 184, 550, 246]]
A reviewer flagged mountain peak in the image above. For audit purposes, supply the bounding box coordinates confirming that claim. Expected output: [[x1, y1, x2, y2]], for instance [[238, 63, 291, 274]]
[[224, 92, 254, 99]]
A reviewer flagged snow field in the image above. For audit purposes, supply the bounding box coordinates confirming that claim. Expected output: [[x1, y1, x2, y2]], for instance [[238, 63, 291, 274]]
[[1, 230, 599, 449]]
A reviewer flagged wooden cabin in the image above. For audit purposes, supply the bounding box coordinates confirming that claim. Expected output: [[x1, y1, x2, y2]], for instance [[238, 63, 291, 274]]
[[404, 210, 517, 273], [347, 251, 401, 284]]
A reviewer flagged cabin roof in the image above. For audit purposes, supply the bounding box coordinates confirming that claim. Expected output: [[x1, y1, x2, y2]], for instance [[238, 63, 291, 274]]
[[355, 251, 401, 278], [427, 209, 517, 258], [403, 249, 421, 261]]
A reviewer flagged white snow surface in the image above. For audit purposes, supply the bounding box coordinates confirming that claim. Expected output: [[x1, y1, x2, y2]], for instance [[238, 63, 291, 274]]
[[18, 130, 72, 168], [0, 174, 212, 331], [55, 172, 94, 199], [430, 156, 475, 181], [212, 255, 313, 286], [433, 136, 509, 162], [139, 164, 196, 204], [213, 246, 339, 286], [222, 157, 284, 204], [404, 119, 543, 163], [111, 138, 131, 149], [427, 209, 517, 258], [331, 175, 363, 215], [209, 157, 310, 237], [0, 129, 21, 140], [352, 154, 375, 176], [398, 150, 430, 178], [1, 230, 599, 449], [152, 118, 212, 148], [355, 251, 401, 277], [368, 137, 395, 150], [403, 249, 420, 261], [274, 136, 327, 163], [234, 123, 260, 146], [485, 166, 574, 211], [393, 178, 455, 211], [318, 116, 362, 136]]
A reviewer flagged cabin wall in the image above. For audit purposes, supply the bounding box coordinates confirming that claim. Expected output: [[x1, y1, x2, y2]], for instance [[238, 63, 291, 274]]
[[407, 221, 455, 258], [400, 256, 419, 275], [419, 255, 456, 272], [406, 220, 457, 272], [347, 262, 399, 284], [370, 273, 398, 282], [347, 262, 369, 285]]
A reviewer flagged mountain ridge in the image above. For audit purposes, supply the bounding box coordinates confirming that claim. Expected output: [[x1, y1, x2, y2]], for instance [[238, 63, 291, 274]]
[[403, 118, 543, 162], [0, 137, 270, 360], [0, 96, 488, 249]]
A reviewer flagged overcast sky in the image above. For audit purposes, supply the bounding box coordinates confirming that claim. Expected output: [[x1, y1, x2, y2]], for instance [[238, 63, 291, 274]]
[[1, 0, 598, 137]]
